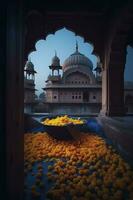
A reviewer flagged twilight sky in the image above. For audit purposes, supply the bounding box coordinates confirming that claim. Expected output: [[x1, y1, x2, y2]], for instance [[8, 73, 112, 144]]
[[28, 28, 133, 96]]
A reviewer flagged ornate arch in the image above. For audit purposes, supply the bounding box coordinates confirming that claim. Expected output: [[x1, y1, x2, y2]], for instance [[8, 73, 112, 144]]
[[24, 10, 45, 60], [25, 11, 103, 63]]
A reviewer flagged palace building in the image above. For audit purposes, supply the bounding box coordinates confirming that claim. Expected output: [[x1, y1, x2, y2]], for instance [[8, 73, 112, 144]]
[[24, 45, 133, 115], [43, 43, 102, 115]]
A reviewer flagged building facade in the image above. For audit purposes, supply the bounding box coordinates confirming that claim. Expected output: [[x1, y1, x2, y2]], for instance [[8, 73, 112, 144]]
[[24, 46, 133, 116], [43, 44, 102, 115]]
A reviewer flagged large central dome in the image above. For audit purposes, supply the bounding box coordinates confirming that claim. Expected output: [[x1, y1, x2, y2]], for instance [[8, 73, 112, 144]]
[[62, 43, 93, 72]]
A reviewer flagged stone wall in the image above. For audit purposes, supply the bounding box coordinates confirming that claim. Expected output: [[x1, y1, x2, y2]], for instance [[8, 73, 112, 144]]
[[124, 91, 133, 113], [46, 103, 101, 115], [45, 89, 102, 104]]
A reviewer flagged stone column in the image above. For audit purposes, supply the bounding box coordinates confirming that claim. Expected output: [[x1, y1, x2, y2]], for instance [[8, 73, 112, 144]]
[[100, 48, 126, 117], [6, 1, 24, 199], [100, 68, 108, 115], [106, 63, 125, 116], [0, 1, 6, 197]]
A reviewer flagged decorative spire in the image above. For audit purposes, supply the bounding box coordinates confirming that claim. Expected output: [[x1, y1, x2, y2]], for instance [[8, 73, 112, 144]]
[[50, 51, 61, 67], [55, 50, 57, 57], [76, 40, 78, 52]]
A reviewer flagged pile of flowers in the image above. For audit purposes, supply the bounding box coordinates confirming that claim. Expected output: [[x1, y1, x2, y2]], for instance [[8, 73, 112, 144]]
[[41, 115, 84, 126], [24, 132, 133, 200]]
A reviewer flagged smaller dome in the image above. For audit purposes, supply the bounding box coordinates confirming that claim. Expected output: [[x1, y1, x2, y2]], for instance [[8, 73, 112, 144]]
[[25, 59, 34, 71], [25, 58, 37, 74], [51, 51, 60, 66]]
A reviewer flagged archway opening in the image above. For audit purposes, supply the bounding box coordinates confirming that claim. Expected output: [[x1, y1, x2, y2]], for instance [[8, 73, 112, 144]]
[[24, 27, 104, 200], [24, 28, 102, 117]]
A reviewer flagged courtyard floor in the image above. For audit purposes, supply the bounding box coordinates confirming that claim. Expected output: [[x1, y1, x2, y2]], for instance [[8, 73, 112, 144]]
[[24, 118, 133, 200]]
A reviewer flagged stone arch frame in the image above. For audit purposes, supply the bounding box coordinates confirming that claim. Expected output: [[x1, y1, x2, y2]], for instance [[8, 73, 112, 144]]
[[24, 11, 104, 117], [25, 11, 103, 63], [6, 2, 133, 200], [25, 8, 133, 117]]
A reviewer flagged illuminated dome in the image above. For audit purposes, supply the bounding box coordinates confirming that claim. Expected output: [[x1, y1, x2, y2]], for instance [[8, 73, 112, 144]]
[[63, 42, 93, 72]]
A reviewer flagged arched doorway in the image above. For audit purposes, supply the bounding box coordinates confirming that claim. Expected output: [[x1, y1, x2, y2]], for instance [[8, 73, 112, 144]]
[[25, 27, 102, 116]]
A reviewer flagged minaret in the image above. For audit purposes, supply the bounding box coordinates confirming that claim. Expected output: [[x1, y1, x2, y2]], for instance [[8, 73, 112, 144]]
[[24, 58, 37, 113], [75, 40, 80, 53], [48, 51, 62, 76], [76, 41, 78, 52], [24, 57, 37, 81]]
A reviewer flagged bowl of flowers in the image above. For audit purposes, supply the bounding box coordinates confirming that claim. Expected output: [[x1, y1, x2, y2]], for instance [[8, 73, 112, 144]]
[[41, 115, 86, 140]]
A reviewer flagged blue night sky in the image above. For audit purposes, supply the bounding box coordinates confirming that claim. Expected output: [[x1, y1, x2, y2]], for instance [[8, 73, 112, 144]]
[[28, 28, 133, 96]]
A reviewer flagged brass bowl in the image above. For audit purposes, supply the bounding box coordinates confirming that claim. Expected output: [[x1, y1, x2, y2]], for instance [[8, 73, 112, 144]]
[[41, 119, 87, 140]]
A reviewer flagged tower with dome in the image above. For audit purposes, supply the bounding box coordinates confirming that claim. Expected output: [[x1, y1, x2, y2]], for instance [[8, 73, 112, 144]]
[[24, 58, 38, 113], [43, 43, 102, 115]]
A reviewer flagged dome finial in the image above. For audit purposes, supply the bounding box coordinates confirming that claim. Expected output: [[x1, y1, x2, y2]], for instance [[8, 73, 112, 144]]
[[55, 50, 57, 57], [76, 40, 78, 52], [51, 50, 60, 66]]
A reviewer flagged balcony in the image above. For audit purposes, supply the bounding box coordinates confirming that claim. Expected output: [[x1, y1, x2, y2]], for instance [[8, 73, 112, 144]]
[[47, 75, 61, 82]]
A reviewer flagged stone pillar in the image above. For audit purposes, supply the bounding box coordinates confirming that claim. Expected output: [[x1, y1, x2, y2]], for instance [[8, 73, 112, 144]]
[[106, 63, 125, 116], [100, 68, 108, 115], [6, 1, 24, 199], [0, 1, 6, 197], [32, 74, 34, 81], [100, 48, 126, 117]]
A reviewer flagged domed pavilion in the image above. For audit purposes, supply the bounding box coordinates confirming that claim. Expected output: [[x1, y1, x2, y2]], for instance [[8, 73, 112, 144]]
[[24, 58, 38, 113], [43, 43, 102, 115]]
